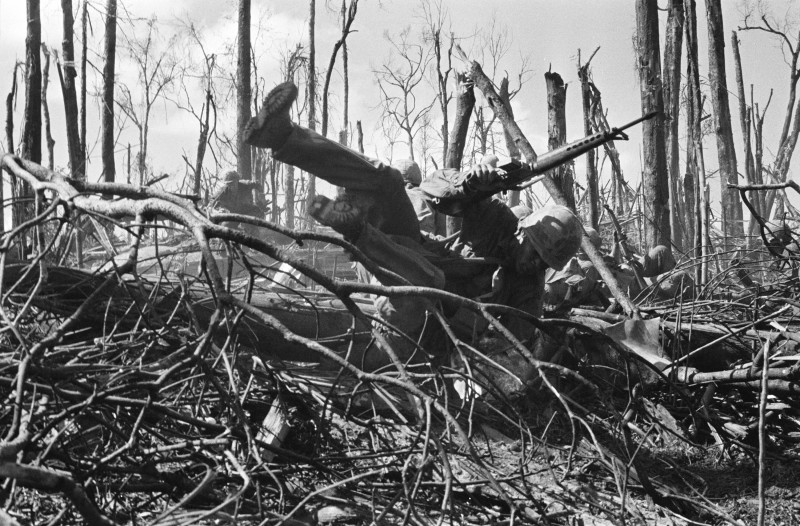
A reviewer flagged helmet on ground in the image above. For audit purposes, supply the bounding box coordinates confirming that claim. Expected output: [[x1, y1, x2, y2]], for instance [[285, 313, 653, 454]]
[[395, 159, 422, 186], [510, 204, 533, 220], [583, 226, 603, 251], [519, 205, 582, 270], [642, 245, 676, 277]]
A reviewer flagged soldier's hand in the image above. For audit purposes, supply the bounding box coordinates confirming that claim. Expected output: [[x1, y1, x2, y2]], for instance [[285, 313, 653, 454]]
[[464, 163, 499, 188]]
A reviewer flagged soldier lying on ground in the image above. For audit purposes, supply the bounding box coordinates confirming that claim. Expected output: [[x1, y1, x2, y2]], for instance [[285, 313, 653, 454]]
[[610, 241, 695, 302]]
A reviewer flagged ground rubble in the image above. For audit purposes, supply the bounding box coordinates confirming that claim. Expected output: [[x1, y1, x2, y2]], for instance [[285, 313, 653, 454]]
[[2, 156, 800, 525]]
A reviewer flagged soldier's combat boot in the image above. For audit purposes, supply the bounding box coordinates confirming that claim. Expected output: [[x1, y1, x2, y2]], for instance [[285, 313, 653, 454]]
[[244, 82, 298, 149], [308, 195, 365, 242]]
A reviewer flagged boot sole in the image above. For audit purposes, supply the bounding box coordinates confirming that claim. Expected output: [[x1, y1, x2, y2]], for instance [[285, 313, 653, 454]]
[[244, 82, 298, 146]]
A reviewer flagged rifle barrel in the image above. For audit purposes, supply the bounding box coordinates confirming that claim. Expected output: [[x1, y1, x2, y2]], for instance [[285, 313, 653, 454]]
[[529, 111, 658, 175]]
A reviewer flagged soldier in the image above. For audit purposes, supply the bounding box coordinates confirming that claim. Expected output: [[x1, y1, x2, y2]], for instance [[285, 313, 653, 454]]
[[245, 81, 582, 366], [210, 170, 267, 235]]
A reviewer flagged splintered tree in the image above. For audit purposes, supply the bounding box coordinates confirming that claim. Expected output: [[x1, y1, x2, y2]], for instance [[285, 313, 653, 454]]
[[101, 0, 116, 184], [545, 71, 576, 211], [16, 0, 42, 246], [663, 0, 685, 249], [578, 52, 599, 227], [740, 4, 800, 223], [706, 0, 743, 240], [444, 71, 475, 235], [59, 0, 83, 179], [237, 0, 251, 182], [634, 0, 670, 248]]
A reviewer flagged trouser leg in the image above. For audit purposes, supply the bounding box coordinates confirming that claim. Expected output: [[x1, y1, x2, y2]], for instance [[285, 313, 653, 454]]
[[275, 126, 420, 240]]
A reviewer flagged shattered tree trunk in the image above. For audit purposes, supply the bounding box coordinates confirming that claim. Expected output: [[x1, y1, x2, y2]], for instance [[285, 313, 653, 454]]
[[20, 0, 42, 165], [545, 71, 576, 210], [706, 0, 743, 241], [101, 0, 116, 184], [732, 30, 761, 242], [499, 77, 521, 207], [305, 0, 317, 217], [663, 0, 684, 250], [341, 0, 349, 146], [17, 0, 42, 251], [577, 65, 598, 227], [685, 0, 709, 285], [41, 45, 55, 170], [60, 0, 83, 179], [80, 0, 87, 176], [236, 0, 251, 181], [635, 0, 670, 249], [445, 71, 476, 236]]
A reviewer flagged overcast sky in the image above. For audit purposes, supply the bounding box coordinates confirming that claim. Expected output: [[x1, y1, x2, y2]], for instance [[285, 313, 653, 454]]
[[1, 0, 798, 210]]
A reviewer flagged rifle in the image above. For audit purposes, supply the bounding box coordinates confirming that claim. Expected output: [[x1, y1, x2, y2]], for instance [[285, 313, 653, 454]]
[[420, 111, 658, 216]]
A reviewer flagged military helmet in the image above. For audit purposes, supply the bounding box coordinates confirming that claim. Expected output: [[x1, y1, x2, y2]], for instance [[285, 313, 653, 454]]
[[519, 205, 582, 270], [395, 159, 422, 186], [223, 170, 239, 183]]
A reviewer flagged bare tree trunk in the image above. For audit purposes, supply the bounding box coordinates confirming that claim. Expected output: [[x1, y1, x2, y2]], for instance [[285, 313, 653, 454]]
[[499, 77, 521, 207], [237, 0, 252, 181], [21, 0, 42, 164], [356, 120, 364, 153], [101, 0, 116, 184], [305, 0, 317, 225], [444, 71, 475, 236], [59, 0, 83, 179], [577, 64, 597, 226], [732, 31, 760, 242], [663, 0, 684, 250], [286, 165, 295, 229], [2, 65, 19, 234], [706, 0, 743, 240], [321, 0, 357, 137], [17, 0, 42, 249], [40, 45, 55, 170], [434, 30, 451, 166], [194, 89, 212, 196], [5, 65, 18, 155], [546, 71, 576, 212], [635, 0, 670, 248], [80, 0, 87, 175], [685, 0, 709, 284], [341, 0, 349, 146]]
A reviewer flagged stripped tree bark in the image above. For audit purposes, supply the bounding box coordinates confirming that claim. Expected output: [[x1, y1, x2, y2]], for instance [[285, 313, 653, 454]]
[[59, 0, 83, 180], [706, 0, 743, 240], [236, 0, 251, 181], [578, 53, 598, 227], [101, 0, 116, 184], [663, 0, 685, 250], [634, 0, 670, 249], [498, 76, 521, 206], [40, 45, 55, 171], [444, 71, 475, 236], [732, 30, 761, 241], [685, 0, 709, 285], [545, 71, 576, 211]]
